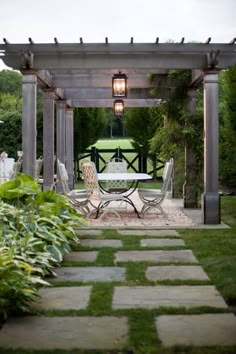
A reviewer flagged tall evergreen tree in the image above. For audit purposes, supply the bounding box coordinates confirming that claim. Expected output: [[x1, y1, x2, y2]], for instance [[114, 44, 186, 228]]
[[219, 65, 236, 187]]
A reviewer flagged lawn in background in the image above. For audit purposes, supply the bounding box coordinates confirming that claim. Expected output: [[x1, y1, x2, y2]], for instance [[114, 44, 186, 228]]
[[78, 138, 163, 178]]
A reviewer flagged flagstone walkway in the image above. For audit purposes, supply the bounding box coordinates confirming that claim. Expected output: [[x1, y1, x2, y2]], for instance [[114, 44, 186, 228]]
[[0, 229, 236, 352]]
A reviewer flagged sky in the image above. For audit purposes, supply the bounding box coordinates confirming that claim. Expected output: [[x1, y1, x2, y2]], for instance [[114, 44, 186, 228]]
[[0, 0, 235, 70]]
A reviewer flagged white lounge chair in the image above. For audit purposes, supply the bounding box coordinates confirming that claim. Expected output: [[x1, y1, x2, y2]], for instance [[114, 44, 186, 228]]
[[138, 158, 174, 217]]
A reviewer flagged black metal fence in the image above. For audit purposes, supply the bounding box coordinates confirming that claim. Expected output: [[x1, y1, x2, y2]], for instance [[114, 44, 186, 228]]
[[75, 147, 164, 181]]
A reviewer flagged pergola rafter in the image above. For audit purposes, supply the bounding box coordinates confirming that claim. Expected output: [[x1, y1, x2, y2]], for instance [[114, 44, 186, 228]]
[[1, 38, 236, 224]]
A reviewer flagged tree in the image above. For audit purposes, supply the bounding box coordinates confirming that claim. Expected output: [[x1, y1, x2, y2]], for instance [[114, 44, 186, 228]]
[[124, 107, 161, 178], [0, 70, 22, 96], [73, 108, 107, 158], [219, 65, 236, 188]]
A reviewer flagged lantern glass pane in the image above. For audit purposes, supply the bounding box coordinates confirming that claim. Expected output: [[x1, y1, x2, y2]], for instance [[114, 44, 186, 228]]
[[114, 100, 124, 116], [113, 78, 126, 96]]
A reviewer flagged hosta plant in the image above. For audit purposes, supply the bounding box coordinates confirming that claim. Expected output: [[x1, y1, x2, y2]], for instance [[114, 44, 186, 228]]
[[0, 246, 49, 325]]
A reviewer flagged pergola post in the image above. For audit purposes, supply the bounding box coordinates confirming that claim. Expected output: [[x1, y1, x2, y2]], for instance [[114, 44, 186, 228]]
[[56, 100, 66, 192], [201, 72, 220, 224], [183, 89, 198, 208], [43, 90, 55, 190], [22, 73, 37, 177], [65, 108, 74, 189]]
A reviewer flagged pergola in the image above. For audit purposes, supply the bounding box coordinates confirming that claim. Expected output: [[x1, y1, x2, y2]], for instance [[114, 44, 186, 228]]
[[1, 37, 236, 224]]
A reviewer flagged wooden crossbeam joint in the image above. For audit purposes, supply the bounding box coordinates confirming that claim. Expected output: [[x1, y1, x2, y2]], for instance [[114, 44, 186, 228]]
[[206, 49, 220, 69], [21, 50, 34, 69]]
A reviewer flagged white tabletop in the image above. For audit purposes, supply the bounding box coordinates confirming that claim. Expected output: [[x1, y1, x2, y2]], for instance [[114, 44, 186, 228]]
[[97, 172, 152, 181]]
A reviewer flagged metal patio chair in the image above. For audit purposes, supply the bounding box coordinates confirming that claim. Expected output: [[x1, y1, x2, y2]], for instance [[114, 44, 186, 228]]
[[81, 161, 139, 219], [138, 158, 174, 218], [105, 157, 128, 193], [57, 159, 90, 215]]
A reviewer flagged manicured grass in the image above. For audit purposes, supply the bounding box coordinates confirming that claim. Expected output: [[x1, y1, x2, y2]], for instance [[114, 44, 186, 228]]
[[92, 138, 133, 150], [180, 196, 236, 307]]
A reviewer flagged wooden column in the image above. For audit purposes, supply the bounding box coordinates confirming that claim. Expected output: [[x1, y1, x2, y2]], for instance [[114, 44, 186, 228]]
[[56, 100, 66, 192], [183, 89, 198, 208], [65, 108, 74, 189], [22, 73, 37, 177], [201, 72, 220, 224], [43, 90, 55, 190]]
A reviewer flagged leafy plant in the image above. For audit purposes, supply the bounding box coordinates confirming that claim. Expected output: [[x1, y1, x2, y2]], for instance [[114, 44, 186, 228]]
[[0, 246, 49, 324], [0, 176, 85, 322], [0, 173, 40, 202]]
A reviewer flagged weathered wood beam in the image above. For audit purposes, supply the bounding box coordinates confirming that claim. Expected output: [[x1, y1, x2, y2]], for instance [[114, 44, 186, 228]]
[[1, 43, 235, 70], [51, 74, 169, 89], [63, 87, 167, 99], [205, 37, 211, 44], [71, 98, 162, 108], [190, 69, 204, 88], [37, 70, 52, 88]]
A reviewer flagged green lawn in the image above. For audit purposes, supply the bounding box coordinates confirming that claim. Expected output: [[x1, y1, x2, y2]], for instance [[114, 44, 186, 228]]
[[92, 138, 133, 150], [181, 196, 236, 307]]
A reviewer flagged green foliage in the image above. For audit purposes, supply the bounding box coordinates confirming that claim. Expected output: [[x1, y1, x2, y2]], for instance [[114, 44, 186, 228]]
[[74, 108, 108, 158], [0, 246, 46, 323], [124, 107, 160, 156], [0, 173, 40, 201], [219, 65, 236, 187], [0, 70, 22, 96], [150, 70, 204, 196], [0, 175, 84, 322]]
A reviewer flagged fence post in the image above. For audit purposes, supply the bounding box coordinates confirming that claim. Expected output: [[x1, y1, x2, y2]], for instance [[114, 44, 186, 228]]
[[138, 147, 147, 173], [115, 148, 119, 160], [91, 147, 96, 163]]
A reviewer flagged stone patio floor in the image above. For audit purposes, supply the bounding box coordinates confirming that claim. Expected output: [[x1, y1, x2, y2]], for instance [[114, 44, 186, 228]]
[[0, 229, 235, 352], [84, 192, 229, 229]]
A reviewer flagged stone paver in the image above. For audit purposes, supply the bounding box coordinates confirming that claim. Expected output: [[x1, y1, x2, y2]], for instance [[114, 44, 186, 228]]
[[115, 250, 198, 263], [0, 316, 128, 350], [49, 267, 126, 282], [156, 314, 236, 347], [118, 229, 180, 236], [112, 285, 227, 309], [63, 251, 98, 262], [76, 229, 103, 236], [146, 265, 209, 281], [31, 286, 91, 310], [141, 238, 185, 247], [80, 239, 122, 248]]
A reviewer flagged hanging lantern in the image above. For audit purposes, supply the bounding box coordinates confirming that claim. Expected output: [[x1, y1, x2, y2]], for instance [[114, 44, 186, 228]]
[[112, 72, 127, 97], [114, 100, 124, 116]]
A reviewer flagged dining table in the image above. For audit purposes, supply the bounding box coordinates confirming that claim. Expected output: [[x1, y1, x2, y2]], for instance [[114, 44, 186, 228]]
[[97, 172, 152, 197]]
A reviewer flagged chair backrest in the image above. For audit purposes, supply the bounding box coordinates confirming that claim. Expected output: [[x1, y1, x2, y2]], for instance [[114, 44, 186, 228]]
[[57, 159, 70, 194], [81, 161, 100, 198], [161, 158, 174, 193], [10, 160, 22, 179], [35, 157, 43, 179], [0, 157, 15, 182], [105, 158, 127, 189]]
